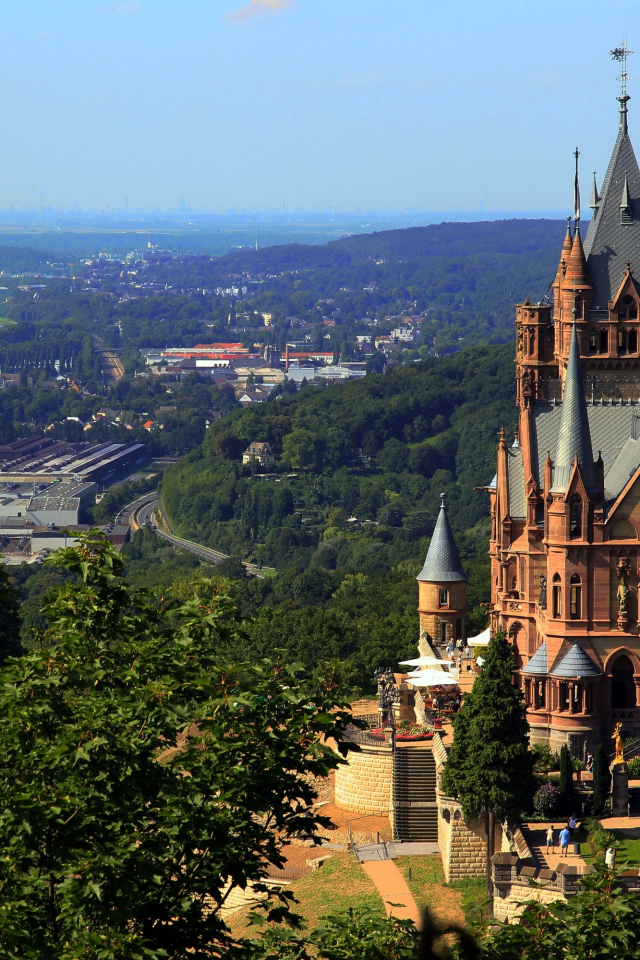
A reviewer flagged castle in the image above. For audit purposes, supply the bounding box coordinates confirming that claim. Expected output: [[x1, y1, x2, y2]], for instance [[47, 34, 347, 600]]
[[489, 68, 640, 755]]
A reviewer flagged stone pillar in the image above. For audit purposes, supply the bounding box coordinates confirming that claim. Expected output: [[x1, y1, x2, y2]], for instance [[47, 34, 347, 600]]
[[611, 762, 630, 817], [634, 678, 640, 707]]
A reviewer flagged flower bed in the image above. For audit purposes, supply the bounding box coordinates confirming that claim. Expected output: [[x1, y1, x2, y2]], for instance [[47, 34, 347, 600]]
[[370, 723, 433, 742]]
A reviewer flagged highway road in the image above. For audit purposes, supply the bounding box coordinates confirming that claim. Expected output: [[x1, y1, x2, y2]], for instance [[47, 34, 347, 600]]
[[130, 497, 267, 577]]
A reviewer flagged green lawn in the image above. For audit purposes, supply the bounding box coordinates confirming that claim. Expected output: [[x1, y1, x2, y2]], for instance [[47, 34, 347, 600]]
[[396, 855, 487, 932], [228, 852, 383, 937]]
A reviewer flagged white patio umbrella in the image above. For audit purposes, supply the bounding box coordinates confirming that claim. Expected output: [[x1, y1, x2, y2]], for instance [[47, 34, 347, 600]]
[[406, 670, 459, 687], [399, 656, 446, 668], [467, 627, 491, 646]]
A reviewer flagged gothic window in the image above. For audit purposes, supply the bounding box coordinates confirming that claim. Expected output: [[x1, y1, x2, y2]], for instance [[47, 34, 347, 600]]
[[570, 574, 582, 620], [570, 495, 583, 538], [530, 329, 536, 354], [439, 588, 448, 606], [536, 679, 546, 709], [589, 328, 598, 352], [630, 329, 638, 353], [623, 295, 638, 319], [611, 654, 635, 709], [600, 329, 609, 353], [619, 329, 627, 352], [552, 574, 562, 618], [584, 684, 593, 712], [559, 682, 569, 711]]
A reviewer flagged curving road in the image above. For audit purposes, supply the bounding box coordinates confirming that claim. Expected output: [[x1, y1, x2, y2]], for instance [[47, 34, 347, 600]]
[[131, 497, 266, 578]]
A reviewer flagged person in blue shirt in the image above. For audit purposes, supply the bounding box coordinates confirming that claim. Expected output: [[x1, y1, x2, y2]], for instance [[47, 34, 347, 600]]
[[560, 826, 571, 856]]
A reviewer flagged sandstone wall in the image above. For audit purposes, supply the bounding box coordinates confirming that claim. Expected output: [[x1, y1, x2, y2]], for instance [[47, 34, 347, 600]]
[[334, 742, 393, 815], [437, 795, 488, 882], [493, 881, 566, 923]]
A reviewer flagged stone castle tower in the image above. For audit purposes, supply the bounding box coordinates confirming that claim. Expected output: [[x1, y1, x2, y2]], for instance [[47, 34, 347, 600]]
[[417, 494, 468, 652], [490, 66, 640, 755]]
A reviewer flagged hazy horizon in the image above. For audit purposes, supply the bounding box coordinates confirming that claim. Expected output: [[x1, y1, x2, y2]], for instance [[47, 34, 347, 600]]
[[0, 1, 634, 213]]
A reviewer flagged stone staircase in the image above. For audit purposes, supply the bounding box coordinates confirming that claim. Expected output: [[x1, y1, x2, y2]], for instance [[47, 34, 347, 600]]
[[393, 746, 438, 841]]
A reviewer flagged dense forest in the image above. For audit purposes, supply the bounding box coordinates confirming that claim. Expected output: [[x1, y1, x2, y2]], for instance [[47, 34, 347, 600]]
[[154, 342, 518, 684]]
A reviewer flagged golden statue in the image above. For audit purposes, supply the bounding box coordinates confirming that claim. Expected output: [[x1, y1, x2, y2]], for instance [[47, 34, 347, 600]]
[[612, 722, 625, 765]]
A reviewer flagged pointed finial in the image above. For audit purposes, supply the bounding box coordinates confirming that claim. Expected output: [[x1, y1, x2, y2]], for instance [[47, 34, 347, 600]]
[[566, 215, 572, 237], [611, 42, 634, 133], [590, 172, 600, 210], [574, 148, 581, 227]]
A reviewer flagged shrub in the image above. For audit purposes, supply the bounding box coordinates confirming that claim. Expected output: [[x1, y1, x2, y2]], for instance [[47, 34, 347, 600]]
[[533, 782, 561, 818], [572, 758, 585, 772], [583, 816, 616, 854], [628, 756, 640, 779], [531, 742, 554, 772]]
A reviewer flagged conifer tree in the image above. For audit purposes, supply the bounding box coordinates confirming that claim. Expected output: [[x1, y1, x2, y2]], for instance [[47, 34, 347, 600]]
[[441, 631, 533, 896], [559, 743, 574, 809], [592, 743, 610, 816]]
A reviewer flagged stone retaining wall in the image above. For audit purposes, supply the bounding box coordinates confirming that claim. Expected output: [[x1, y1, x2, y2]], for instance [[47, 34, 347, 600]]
[[437, 795, 489, 882], [334, 742, 393, 815], [493, 879, 566, 922]]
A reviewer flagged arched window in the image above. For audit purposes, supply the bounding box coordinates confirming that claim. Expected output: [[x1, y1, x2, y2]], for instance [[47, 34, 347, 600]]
[[611, 654, 635, 709], [600, 329, 609, 353], [530, 330, 536, 354], [570, 495, 582, 538], [552, 574, 562, 618], [570, 573, 582, 620]]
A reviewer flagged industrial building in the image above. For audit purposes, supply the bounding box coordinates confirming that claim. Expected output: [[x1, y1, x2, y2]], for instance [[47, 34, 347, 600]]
[[0, 437, 146, 484]]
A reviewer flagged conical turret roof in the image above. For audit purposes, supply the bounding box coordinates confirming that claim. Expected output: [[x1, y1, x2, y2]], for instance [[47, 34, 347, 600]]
[[550, 642, 602, 679], [584, 100, 640, 305], [417, 495, 468, 582], [552, 321, 598, 492], [563, 226, 591, 288], [522, 641, 548, 676]]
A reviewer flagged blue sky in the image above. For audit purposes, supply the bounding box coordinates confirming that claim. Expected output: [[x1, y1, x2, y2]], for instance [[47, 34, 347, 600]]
[[0, 0, 638, 212]]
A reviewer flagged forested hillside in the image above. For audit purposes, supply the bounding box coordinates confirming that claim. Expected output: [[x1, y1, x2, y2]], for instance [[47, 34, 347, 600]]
[[159, 342, 518, 679]]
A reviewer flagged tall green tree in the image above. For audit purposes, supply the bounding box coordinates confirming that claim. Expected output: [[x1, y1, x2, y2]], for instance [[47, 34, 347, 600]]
[[0, 534, 352, 960], [559, 743, 574, 810], [592, 743, 611, 817], [441, 631, 533, 896], [0, 564, 21, 662]]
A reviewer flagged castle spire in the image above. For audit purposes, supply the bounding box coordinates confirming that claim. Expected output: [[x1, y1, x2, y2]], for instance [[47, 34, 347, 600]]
[[590, 171, 600, 210], [574, 147, 581, 228], [611, 42, 634, 134], [552, 321, 597, 492], [417, 494, 469, 582]]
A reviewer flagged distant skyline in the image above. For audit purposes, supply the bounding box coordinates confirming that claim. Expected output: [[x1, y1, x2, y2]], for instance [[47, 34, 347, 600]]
[[0, 1, 637, 213]]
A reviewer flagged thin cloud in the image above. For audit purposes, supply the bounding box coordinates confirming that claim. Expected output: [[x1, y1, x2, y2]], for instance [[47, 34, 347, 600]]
[[226, 0, 295, 22]]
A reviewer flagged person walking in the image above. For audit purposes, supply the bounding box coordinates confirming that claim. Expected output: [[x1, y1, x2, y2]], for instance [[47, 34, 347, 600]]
[[559, 825, 571, 857], [546, 826, 555, 855], [568, 814, 578, 839]]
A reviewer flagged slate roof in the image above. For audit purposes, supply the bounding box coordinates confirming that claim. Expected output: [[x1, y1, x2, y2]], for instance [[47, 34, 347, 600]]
[[603, 436, 640, 500], [507, 446, 526, 520], [417, 495, 469, 582], [584, 109, 640, 306], [550, 642, 602, 678], [522, 641, 548, 675], [531, 401, 640, 502], [551, 322, 598, 492]]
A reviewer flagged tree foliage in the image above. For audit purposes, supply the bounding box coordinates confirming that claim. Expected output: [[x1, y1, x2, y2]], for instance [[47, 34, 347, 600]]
[[441, 632, 533, 822], [0, 534, 352, 959], [591, 743, 610, 817], [559, 744, 574, 809]]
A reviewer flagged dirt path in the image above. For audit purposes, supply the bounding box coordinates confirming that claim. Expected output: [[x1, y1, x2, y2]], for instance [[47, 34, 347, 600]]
[[361, 860, 422, 927]]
